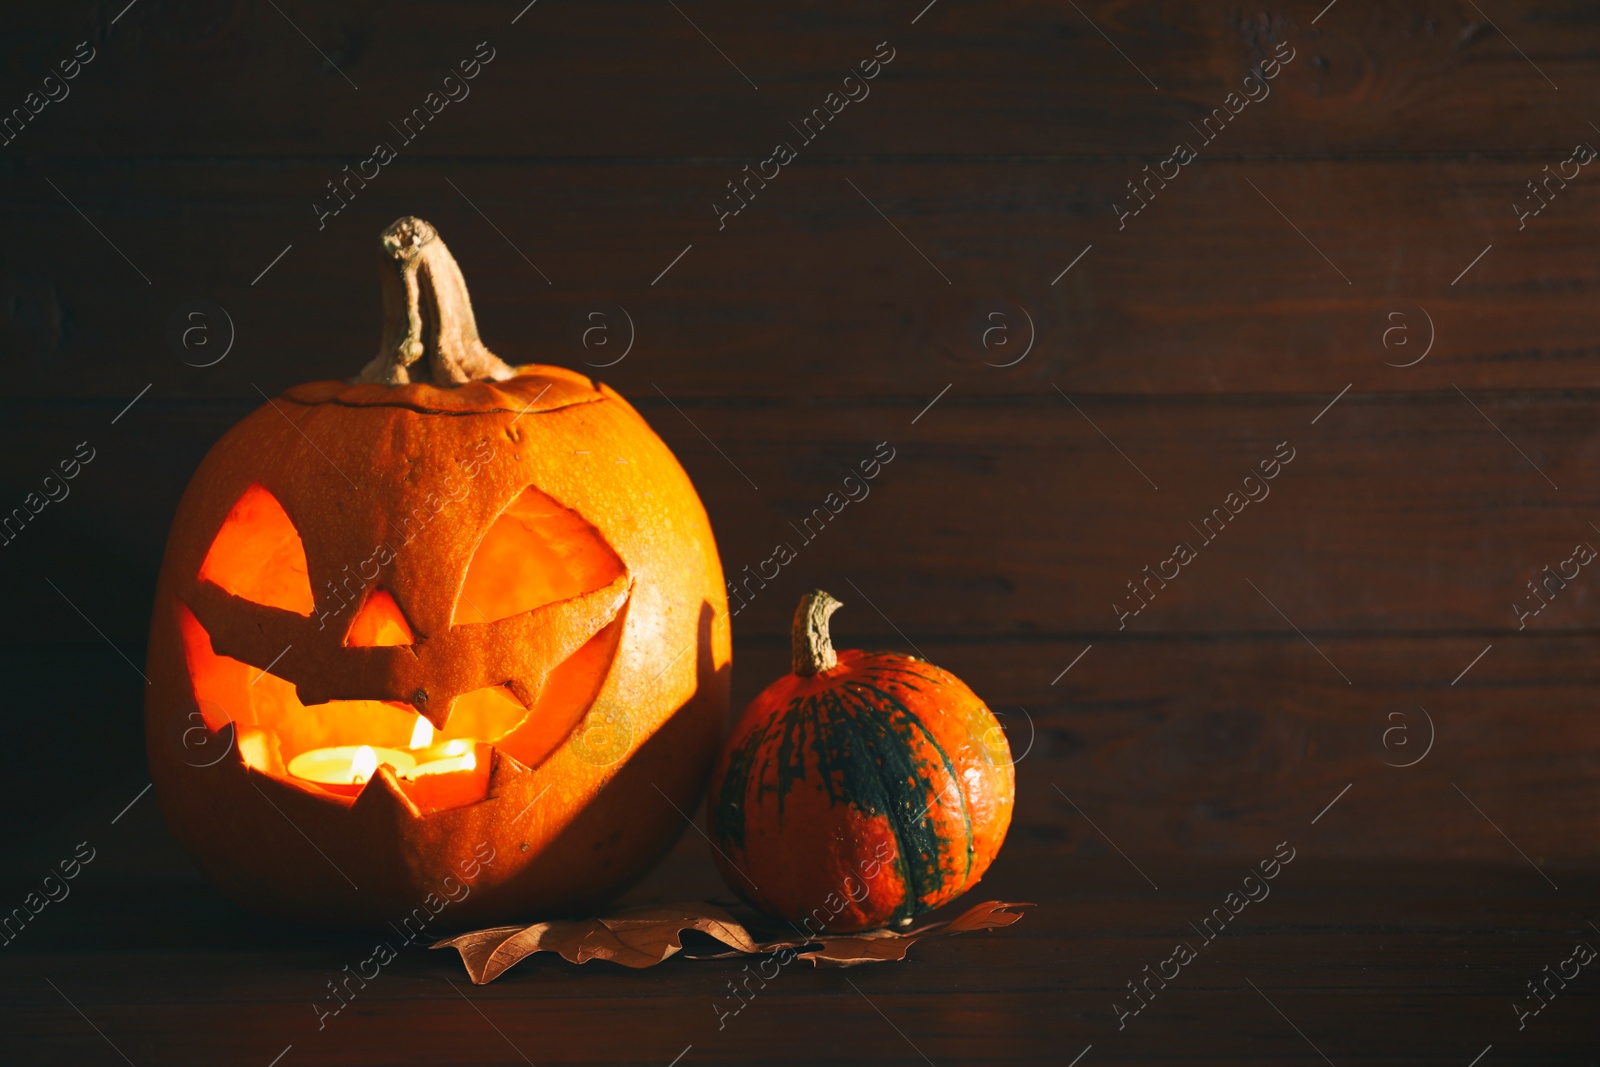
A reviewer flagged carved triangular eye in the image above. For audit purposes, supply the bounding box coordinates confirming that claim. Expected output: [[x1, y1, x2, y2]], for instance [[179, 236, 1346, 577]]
[[199, 484, 314, 615], [344, 588, 415, 647], [452, 486, 626, 626]]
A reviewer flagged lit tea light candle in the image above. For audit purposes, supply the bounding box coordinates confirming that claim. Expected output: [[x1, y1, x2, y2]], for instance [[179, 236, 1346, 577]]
[[402, 715, 476, 777], [287, 744, 416, 786], [286, 716, 481, 801], [409, 739, 477, 778]]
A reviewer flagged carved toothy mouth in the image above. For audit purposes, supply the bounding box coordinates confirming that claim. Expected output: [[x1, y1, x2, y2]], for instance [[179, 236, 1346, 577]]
[[175, 581, 628, 812], [177, 479, 633, 811]]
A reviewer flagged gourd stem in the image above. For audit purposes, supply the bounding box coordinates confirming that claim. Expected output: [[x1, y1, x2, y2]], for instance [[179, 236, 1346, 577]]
[[792, 590, 843, 676], [353, 216, 516, 387]]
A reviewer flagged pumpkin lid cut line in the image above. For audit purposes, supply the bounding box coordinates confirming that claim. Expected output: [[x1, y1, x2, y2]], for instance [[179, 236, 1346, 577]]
[[279, 376, 608, 417]]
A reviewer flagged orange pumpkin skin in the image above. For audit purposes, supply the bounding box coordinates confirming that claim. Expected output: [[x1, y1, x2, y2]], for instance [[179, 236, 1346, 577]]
[[145, 363, 730, 926], [708, 594, 1012, 933]]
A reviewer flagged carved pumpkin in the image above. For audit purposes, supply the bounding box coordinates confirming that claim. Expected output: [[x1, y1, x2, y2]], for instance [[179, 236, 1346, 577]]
[[707, 591, 1012, 932], [146, 217, 729, 925]]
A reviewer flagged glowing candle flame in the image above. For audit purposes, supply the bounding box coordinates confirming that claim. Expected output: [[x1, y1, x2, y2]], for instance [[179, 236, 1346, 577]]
[[409, 715, 434, 749], [441, 739, 469, 756], [350, 744, 378, 784]]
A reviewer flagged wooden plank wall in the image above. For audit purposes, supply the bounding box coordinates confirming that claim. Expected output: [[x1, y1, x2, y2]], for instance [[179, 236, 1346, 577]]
[[3, 0, 1598, 859]]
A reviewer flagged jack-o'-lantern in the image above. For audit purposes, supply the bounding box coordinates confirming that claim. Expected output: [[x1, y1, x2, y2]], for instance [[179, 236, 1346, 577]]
[[145, 217, 730, 925]]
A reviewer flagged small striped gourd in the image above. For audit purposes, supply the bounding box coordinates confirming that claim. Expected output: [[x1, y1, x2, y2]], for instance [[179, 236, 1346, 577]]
[[708, 590, 1014, 932]]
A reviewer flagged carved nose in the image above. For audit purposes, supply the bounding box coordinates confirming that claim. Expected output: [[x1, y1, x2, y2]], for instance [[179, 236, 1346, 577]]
[[411, 685, 454, 731]]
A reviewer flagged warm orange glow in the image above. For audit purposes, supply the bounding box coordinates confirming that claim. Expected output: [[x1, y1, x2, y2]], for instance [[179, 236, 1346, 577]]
[[199, 484, 314, 615], [408, 714, 434, 749], [344, 589, 415, 647], [286, 744, 416, 786], [395, 743, 491, 814], [177, 484, 628, 816], [178, 600, 422, 755], [452, 485, 625, 625], [430, 683, 525, 741], [178, 602, 514, 812], [491, 620, 624, 770]]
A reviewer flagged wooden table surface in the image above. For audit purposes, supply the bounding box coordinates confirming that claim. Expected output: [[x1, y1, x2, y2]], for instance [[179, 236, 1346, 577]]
[[4, 793, 1598, 1067], [7, 0, 1600, 1061]]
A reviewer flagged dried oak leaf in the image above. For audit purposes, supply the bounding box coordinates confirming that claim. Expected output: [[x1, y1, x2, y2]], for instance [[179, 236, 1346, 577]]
[[433, 900, 1030, 983], [433, 903, 760, 980], [794, 899, 1032, 967]]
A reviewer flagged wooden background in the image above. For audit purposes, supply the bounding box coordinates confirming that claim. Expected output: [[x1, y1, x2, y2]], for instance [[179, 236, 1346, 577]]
[[3, 1, 1600, 1062]]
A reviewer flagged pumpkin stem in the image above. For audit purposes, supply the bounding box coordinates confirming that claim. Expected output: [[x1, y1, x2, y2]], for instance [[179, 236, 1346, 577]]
[[353, 216, 517, 387], [792, 589, 843, 676]]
